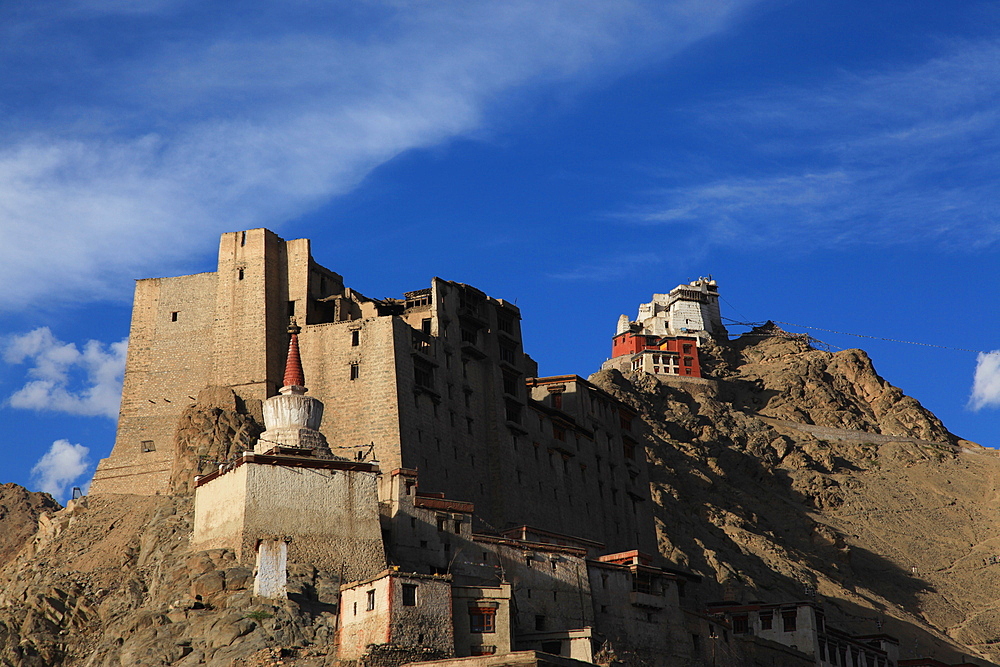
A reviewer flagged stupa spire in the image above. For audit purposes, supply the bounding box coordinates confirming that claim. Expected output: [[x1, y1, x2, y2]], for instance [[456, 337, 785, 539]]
[[281, 321, 306, 394]]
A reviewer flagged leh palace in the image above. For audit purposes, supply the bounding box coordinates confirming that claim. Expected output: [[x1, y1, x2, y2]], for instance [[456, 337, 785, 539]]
[[80, 228, 928, 667]]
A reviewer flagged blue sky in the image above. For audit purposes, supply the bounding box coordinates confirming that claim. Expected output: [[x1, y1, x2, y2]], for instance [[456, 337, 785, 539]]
[[1, 0, 998, 502]]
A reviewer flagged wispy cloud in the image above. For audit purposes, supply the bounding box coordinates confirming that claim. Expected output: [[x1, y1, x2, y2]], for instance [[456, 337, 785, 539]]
[[30, 439, 91, 501], [625, 39, 1000, 250], [3, 327, 127, 419], [969, 351, 1000, 411], [0, 0, 755, 311]]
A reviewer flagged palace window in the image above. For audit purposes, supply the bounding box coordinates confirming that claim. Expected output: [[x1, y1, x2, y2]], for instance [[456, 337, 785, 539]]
[[469, 607, 497, 633]]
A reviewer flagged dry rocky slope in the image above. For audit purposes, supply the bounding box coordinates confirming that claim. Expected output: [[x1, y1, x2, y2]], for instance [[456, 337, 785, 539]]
[[589, 324, 1000, 664], [1, 324, 998, 666]]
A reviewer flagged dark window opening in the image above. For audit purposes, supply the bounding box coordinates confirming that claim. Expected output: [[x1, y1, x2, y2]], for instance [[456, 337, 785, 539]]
[[781, 610, 797, 632], [141, 440, 155, 453], [619, 413, 633, 431], [499, 344, 516, 365], [238, 268, 244, 280], [240, 231, 246, 246], [502, 372, 520, 397], [170, 311, 178, 322], [414, 360, 433, 388], [759, 611, 772, 630], [402, 584, 417, 606], [534, 615, 545, 631], [732, 615, 749, 634], [351, 330, 360, 346], [350, 362, 360, 380], [422, 318, 432, 334], [287, 300, 295, 316], [366, 589, 376, 611], [540, 641, 561, 655]]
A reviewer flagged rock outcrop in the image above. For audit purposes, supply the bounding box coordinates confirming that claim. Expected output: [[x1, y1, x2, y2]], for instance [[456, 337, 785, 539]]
[[0, 484, 59, 569], [169, 387, 262, 495]]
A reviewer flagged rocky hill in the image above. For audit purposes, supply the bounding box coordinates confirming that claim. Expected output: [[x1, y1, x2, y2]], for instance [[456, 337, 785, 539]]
[[1, 324, 997, 666], [589, 324, 999, 664]]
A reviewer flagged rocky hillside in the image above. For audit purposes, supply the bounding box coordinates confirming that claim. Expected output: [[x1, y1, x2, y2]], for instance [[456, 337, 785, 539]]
[[0, 484, 59, 569], [589, 324, 999, 664]]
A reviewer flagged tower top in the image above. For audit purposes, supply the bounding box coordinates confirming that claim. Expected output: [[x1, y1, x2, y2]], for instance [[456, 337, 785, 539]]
[[281, 320, 306, 394]]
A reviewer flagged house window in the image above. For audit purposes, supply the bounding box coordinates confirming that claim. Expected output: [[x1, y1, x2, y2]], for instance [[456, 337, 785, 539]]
[[238, 268, 244, 280], [414, 360, 433, 388], [732, 615, 749, 634], [781, 610, 797, 632], [502, 372, 520, 396], [351, 330, 360, 346], [350, 363, 360, 380], [170, 311, 178, 322], [470, 646, 497, 656], [469, 607, 496, 633], [534, 615, 545, 631], [499, 343, 516, 364], [140, 440, 155, 453], [437, 516, 446, 531], [287, 300, 295, 317], [619, 413, 633, 431], [623, 441, 635, 459], [402, 584, 417, 606], [759, 611, 772, 630], [422, 318, 431, 334], [453, 520, 462, 534], [366, 590, 376, 611]]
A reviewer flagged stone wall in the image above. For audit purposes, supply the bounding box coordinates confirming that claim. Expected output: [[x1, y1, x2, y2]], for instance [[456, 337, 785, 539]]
[[192, 460, 385, 581], [339, 572, 455, 661], [91, 271, 218, 495]]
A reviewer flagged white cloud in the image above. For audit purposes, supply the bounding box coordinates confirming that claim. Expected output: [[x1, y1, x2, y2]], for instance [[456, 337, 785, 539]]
[[969, 350, 1000, 411], [625, 39, 1000, 250], [3, 327, 127, 419], [30, 439, 91, 501], [0, 0, 756, 311]]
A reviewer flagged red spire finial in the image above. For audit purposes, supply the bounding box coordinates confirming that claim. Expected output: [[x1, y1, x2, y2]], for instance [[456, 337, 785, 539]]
[[283, 321, 305, 390]]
